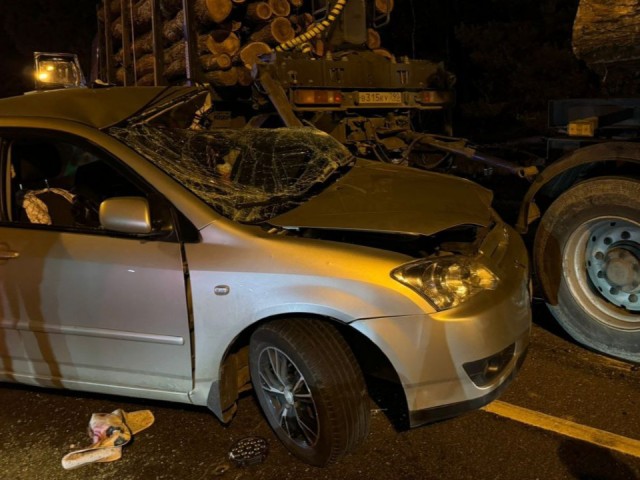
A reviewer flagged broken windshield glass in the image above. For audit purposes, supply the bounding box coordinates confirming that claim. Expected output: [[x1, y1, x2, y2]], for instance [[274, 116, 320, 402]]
[[109, 125, 353, 223]]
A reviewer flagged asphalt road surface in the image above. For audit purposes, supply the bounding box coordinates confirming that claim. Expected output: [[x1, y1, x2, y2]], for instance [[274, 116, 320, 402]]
[[2, 302, 640, 480]]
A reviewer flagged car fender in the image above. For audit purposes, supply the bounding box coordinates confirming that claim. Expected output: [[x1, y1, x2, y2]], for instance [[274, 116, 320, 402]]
[[188, 268, 427, 415]]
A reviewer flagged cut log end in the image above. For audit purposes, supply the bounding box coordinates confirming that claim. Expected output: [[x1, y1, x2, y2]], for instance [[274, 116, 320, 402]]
[[250, 17, 295, 45], [206, 0, 233, 23], [240, 42, 273, 68], [269, 0, 291, 17], [247, 2, 273, 22], [206, 31, 241, 56], [201, 53, 233, 71]]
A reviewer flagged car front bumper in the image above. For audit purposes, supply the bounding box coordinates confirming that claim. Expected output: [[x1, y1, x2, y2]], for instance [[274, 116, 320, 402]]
[[407, 331, 529, 427], [351, 312, 530, 428], [351, 223, 531, 427]]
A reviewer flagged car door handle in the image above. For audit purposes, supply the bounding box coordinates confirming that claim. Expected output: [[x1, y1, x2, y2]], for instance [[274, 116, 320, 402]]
[[0, 250, 19, 260]]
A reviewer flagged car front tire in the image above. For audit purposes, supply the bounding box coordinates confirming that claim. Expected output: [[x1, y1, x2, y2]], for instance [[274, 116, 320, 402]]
[[249, 318, 370, 466]]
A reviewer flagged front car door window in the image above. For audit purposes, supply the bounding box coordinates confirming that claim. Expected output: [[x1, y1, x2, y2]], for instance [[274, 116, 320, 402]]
[[9, 137, 145, 229]]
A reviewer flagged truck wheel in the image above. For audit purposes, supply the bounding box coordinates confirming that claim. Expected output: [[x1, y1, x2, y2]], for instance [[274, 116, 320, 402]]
[[249, 319, 370, 466], [534, 177, 640, 362]]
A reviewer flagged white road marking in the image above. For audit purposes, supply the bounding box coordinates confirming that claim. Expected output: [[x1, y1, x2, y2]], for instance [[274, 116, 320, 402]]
[[482, 400, 640, 458]]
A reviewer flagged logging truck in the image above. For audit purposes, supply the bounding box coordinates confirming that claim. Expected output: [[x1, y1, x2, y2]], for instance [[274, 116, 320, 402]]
[[35, 0, 640, 363]]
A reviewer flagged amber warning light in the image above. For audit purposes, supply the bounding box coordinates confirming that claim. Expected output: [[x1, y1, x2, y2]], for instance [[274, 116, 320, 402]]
[[293, 90, 344, 105], [33, 52, 86, 90]]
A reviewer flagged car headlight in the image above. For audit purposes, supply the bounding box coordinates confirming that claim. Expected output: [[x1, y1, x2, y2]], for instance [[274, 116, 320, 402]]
[[391, 255, 499, 311]]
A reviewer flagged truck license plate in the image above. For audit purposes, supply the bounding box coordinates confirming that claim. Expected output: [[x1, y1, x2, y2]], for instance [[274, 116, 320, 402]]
[[358, 91, 402, 104]]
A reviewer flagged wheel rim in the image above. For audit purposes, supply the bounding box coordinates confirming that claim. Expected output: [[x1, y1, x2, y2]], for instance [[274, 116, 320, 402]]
[[257, 346, 319, 448], [564, 216, 640, 330]]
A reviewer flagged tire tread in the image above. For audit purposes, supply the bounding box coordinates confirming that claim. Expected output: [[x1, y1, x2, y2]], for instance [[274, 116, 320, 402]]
[[251, 318, 370, 465]]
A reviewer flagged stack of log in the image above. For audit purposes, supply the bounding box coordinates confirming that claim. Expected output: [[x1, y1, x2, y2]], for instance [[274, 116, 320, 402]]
[[572, 0, 640, 77], [100, 0, 394, 87]]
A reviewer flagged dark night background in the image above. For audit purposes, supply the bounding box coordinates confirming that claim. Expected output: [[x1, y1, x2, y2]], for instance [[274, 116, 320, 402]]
[[0, 0, 605, 140]]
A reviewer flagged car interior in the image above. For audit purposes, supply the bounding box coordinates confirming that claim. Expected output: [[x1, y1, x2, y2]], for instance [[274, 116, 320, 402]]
[[9, 138, 142, 229]]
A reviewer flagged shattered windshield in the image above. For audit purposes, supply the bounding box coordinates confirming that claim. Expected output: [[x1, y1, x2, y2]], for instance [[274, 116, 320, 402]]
[[110, 125, 353, 223]]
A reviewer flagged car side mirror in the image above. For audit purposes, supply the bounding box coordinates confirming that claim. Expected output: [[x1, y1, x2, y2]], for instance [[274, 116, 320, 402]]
[[99, 197, 152, 234]]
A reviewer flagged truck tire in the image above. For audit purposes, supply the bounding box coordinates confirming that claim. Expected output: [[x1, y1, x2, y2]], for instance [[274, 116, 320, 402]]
[[534, 177, 640, 362], [249, 318, 370, 466]]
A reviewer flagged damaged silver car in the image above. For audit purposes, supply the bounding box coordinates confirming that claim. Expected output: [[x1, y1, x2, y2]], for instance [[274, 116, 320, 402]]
[[0, 86, 530, 466]]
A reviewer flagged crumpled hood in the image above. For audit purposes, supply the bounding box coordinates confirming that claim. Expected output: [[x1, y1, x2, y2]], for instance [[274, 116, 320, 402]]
[[269, 160, 493, 236]]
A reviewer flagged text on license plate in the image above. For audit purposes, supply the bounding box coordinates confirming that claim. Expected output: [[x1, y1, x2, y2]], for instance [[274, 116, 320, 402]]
[[358, 92, 403, 104]]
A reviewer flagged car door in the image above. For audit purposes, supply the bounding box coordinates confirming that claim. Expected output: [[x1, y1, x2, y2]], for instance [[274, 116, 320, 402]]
[[0, 131, 193, 396]]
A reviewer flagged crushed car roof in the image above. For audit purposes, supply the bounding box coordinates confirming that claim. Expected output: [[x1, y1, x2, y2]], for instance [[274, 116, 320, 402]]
[[0, 86, 199, 130]]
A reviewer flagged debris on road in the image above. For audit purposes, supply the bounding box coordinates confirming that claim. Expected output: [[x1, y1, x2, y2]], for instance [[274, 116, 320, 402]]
[[228, 436, 269, 467]]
